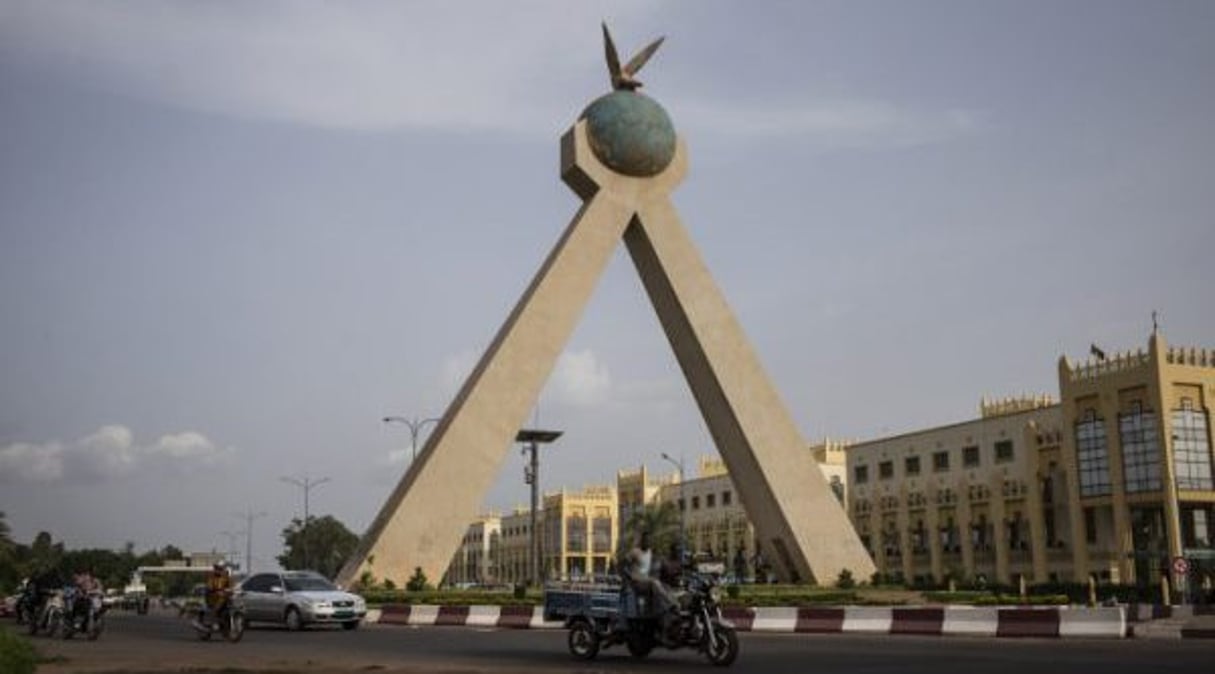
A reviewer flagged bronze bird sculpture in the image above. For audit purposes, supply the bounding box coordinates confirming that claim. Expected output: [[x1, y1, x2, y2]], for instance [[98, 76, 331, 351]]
[[602, 22, 665, 91]]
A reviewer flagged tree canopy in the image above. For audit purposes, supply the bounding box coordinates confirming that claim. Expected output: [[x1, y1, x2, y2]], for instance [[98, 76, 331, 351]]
[[277, 515, 359, 580]]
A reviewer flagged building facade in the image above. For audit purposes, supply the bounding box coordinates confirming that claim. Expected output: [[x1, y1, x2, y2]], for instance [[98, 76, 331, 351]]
[[846, 332, 1215, 589]]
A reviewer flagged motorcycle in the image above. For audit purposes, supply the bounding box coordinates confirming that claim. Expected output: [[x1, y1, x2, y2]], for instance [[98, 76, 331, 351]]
[[60, 586, 106, 641], [14, 583, 40, 628], [191, 594, 245, 643], [558, 563, 740, 666], [32, 590, 65, 638]]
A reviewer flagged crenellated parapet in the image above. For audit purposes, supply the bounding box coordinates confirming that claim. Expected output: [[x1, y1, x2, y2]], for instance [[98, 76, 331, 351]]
[[1060, 348, 1150, 382], [979, 394, 1057, 418]]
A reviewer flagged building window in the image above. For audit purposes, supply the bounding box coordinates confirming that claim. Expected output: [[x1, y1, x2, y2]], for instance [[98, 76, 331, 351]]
[[722, 490, 732, 506], [679, 498, 686, 512], [1173, 405, 1214, 490], [962, 446, 980, 468], [707, 493, 716, 508], [879, 461, 894, 480], [854, 465, 869, 484], [905, 456, 921, 476], [691, 496, 700, 510], [592, 515, 612, 554], [1119, 406, 1162, 493], [566, 515, 587, 553], [1084, 507, 1098, 545], [932, 451, 950, 472], [1076, 410, 1112, 497], [994, 440, 1014, 463]]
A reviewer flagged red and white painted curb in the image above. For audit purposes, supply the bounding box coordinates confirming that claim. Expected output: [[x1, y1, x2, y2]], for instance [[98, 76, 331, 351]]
[[366, 604, 1127, 638]]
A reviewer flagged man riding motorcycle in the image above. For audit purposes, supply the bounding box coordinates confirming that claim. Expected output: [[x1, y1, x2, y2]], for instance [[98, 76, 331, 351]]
[[622, 530, 681, 642], [196, 561, 233, 630]]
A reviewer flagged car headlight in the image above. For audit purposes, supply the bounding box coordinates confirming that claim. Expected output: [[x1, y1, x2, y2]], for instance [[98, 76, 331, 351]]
[[309, 600, 331, 609], [354, 598, 366, 610]]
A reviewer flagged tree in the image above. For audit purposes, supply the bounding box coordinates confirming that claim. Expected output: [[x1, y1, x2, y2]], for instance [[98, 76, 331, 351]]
[[0, 512, 15, 591], [277, 515, 359, 579], [622, 501, 680, 557]]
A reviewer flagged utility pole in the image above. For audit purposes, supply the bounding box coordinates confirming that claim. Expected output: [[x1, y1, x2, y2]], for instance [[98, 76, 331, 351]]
[[280, 475, 330, 570], [234, 509, 267, 574]]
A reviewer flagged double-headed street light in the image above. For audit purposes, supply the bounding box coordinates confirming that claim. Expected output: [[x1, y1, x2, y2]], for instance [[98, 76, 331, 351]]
[[660, 452, 687, 560], [280, 475, 330, 571], [383, 415, 441, 463]]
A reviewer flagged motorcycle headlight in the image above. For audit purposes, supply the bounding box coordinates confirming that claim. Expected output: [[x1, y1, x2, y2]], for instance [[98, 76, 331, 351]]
[[709, 585, 722, 603]]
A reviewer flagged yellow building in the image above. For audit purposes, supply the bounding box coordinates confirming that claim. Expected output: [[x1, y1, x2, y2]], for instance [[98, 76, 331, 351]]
[[846, 331, 1214, 590], [542, 485, 619, 580]]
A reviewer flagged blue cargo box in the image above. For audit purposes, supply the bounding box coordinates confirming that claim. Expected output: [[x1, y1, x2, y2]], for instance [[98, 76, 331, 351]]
[[542, 582, 620, 622]]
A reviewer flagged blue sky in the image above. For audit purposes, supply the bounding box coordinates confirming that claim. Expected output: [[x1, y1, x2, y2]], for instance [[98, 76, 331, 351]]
[[1, 1, 1212, 571]]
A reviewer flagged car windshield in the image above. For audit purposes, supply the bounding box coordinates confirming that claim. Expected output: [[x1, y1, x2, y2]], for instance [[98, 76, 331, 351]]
[[284, 576, 335, 592]]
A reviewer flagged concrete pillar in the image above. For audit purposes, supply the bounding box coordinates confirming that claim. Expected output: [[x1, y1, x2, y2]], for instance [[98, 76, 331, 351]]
[[927, 483, 944, 583]]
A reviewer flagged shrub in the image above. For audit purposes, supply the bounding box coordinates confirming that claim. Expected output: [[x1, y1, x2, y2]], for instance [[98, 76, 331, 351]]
[[513, 583, 527, 600], [836, 569, 856, 589], [405, 567, 430, 592], [0, 627, 37, 674], [725, 583, 741, 599]]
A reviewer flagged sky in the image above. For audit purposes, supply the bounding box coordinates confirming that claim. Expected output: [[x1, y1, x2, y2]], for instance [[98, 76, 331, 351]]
[[1, 1, 1212, 573]]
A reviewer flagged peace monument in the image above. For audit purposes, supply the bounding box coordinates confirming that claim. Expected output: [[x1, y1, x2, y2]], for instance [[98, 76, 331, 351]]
[[336, 26, 875, 587]]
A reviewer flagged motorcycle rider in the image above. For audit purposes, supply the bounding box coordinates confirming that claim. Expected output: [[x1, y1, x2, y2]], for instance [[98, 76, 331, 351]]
[[623, 530, 679, 639], [67, 567, 102, 625], [197, 560, 233, 630]]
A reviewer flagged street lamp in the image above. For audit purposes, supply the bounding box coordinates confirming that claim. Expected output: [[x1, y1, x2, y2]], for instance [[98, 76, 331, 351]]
[[382, 415, 442, 463], [280, 475, 331, 571], [661, 452, 686, 560], [517, 428, 562, 587], [234, 509, 267, 574], [218, 530, 243, 568]]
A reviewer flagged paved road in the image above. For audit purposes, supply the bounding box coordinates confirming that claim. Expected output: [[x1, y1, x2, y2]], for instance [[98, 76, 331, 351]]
[[22, 611, 1214, 673]]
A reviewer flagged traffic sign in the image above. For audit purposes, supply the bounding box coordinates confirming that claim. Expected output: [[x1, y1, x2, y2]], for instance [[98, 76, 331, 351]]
[[1172, 556, 1190, 575]]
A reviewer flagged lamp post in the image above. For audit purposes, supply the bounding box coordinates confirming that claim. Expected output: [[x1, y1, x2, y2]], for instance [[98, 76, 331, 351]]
[[517, 428, 562, 587], [382, 415, 442, 463], [234, 509, 267, 574], [661, 452, 686, 560], [218, 530, 243, 568], [280, 475, 330, 570]]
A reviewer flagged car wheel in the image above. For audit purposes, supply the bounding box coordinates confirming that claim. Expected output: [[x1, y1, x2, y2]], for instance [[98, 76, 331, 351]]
[[284, 607, 304, 631]]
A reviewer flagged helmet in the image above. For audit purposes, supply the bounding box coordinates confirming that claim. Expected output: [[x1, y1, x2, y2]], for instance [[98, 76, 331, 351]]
[[213, 560, 228, 571]]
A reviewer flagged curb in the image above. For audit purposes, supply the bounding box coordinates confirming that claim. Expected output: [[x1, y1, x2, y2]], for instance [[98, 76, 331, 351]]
[[366, 604, 1130, 638]]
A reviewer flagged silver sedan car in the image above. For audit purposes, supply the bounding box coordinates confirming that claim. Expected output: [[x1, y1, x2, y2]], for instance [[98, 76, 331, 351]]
[[238, 571, 367, 630]]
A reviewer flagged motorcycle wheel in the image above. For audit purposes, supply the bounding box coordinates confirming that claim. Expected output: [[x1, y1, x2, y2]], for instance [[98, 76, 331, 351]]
[[703, 624, 739, 667], [625, 631, 655, 659], [566, 621, 599, 660], [224, 612, 245, 643]]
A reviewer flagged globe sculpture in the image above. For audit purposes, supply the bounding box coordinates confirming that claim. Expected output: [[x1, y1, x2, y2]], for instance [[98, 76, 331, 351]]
[[581, 91, 676, 177]]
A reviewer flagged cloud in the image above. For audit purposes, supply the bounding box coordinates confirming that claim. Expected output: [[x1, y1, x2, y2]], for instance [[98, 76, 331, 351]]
[[0, 1, 654, 134], [675, 96, 984, 149], [548, 348, 612, 407], [0, 425, 234, 484], [0, 441, 64, 483], [440, 346, 611, 409]]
